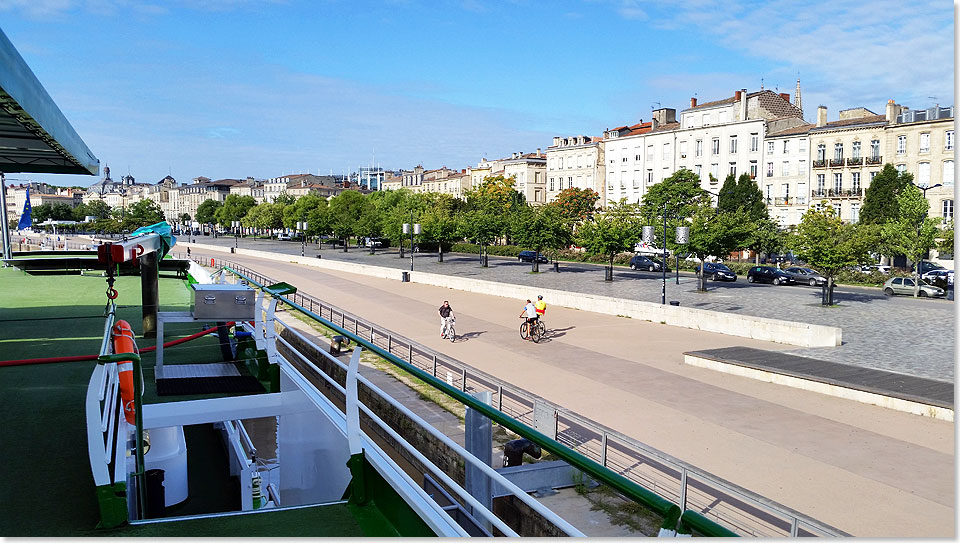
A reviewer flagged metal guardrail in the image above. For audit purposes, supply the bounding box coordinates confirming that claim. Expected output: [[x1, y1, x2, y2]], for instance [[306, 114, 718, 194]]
[[200, 254, 847, 537]]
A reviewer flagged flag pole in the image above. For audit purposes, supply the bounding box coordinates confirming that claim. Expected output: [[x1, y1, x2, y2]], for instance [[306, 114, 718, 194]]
[[0, 173, 11, 261]]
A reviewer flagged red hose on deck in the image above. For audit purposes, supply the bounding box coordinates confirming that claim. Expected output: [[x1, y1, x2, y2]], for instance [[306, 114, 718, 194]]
[[0, 321, 237, 368]]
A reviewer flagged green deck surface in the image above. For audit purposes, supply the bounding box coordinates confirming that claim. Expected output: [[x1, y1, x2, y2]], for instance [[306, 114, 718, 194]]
[[0, 266, 437, 537]]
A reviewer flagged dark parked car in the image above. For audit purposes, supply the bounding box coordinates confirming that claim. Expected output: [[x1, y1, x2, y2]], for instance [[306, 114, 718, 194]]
[[746, 265, 796, 285], [518, 250, 548, 263], [697, 261, 737, 281], [783, 266, 827, 286], [629, 255, 667, 272]]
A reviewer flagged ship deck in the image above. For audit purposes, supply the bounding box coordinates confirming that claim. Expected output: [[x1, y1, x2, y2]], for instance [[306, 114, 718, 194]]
[[0, 266, 381, 536]]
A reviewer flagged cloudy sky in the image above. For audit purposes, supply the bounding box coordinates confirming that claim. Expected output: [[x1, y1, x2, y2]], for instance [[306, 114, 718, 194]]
[[1, 0, 953, 187]]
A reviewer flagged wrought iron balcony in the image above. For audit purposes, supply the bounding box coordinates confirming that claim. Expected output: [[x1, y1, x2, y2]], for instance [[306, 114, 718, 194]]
[[813, 159, 827, 168], [814, 188, 863, 198], [865, 155, 882, 165], [846, 157, 862, 166], [829, 158, 845, 167]]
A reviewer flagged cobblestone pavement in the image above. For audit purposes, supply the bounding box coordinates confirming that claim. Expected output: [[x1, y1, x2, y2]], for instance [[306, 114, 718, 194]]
[[187, 235, 952, 381]]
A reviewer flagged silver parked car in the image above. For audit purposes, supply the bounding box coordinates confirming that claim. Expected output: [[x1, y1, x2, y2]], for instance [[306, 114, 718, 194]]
[[783, 266, 827, 286], [882, 276, 945, 297]]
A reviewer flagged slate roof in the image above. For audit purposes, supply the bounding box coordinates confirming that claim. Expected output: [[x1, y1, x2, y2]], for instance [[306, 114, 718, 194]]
[[766, 123, 816, 138], [810, 114, 887, 132]]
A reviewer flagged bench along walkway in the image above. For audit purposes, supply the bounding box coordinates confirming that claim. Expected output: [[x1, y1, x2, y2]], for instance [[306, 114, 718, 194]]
[[683, 347, 953, 421]]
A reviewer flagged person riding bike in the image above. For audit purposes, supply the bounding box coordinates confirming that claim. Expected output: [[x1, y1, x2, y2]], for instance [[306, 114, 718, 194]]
[[534, 295, 546, 318], [438, 301, 455, 338], [519, 299, 539, 340]]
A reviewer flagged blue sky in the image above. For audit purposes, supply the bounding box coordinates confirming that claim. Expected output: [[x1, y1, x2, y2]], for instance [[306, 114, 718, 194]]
[[1, 0, 953, 188]]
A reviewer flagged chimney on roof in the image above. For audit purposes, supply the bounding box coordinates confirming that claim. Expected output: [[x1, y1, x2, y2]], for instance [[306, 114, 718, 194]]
[[740, 88, 747, 121], [886, 99, 903, 123], [779, 92, 791, 103], [651, 117, 659, 130], [816, 105, 827, 127], [735, 90, 742, 101], [690, 97, 697, 108], [536, 148, 541, 157]]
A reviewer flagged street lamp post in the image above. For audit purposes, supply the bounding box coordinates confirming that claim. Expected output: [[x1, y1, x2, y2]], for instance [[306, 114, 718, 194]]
[[231, 221, 240, 250], [402, 211, 421, 272], [645, 204, 685, 305], [297, 221, 309, 257]]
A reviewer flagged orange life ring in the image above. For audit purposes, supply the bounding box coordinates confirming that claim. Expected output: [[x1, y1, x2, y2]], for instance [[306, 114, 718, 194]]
[[112, 320, 138, 425]]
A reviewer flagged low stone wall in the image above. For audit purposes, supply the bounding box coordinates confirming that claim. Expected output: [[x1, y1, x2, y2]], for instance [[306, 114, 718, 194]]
[[188, 242, 841, 348]]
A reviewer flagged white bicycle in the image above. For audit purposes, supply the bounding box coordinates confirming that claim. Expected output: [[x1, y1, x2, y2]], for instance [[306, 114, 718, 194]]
[[441, 316, 456, 342]]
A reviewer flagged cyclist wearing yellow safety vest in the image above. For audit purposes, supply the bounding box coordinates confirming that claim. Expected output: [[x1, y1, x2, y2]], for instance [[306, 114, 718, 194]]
[[534, 295, 546, 316]]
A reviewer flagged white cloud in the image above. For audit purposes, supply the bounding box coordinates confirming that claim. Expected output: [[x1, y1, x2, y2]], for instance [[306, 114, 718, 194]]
[[650, 0, 953, 111]]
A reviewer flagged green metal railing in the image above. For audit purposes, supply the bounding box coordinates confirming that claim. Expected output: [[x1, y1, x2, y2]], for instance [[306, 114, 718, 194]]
[[224, 265, 735, 536]]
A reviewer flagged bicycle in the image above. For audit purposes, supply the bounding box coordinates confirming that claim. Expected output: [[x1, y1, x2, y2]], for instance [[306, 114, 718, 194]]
[[442, 316, 456, 342], [519, 317, 542, 343]]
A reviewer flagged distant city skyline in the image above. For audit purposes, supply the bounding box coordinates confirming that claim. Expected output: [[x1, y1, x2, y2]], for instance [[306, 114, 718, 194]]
[[1, 0, 952, 188]]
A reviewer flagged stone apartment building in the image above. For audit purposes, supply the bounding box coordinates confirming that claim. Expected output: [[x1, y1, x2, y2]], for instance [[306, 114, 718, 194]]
[[502, 151, 547, 204], [807, 105, 889, 223], [420, 168, 472, 198], [885, 103, 954, 223], [177, 178, 240, 223], [602, 89, 804, 207], [545, 135, 604, 203], [762, 123, 814, 226], [7, 182, 84, 223]]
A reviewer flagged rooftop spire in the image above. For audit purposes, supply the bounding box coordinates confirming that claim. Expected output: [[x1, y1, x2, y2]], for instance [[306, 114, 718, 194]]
[[795, 77, 803, 116]]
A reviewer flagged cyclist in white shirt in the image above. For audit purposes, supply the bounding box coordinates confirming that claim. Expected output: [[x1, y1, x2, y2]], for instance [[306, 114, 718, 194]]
[[518, 299, 538, 340]]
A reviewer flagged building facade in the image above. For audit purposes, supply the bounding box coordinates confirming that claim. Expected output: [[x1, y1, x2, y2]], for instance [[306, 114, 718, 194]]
[[545, 136, 604, 203], [761, 124, 813, 226]]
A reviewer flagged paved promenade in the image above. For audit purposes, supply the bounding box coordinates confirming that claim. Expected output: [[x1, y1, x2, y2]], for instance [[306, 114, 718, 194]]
[[199, 249, 953, 537], [183, 237, 956, 381]]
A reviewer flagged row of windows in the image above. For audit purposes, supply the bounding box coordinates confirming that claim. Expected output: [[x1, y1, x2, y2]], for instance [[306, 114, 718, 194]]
[[549, 155, 594, 170], [548, 175, 593, 192], [896, 130, 954, 155]]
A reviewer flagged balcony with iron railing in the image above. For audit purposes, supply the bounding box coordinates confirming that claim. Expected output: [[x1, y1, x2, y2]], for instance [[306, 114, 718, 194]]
[[829, 158, 845, 167], [813, 159, 827, 168], [865, 155, 882, 165], [846, 157, 862, 166], [774, 196, 806, 206], [812, 188, 862, 198]]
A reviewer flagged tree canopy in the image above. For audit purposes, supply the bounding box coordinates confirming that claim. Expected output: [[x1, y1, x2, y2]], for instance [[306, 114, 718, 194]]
[[860, 164, 913, 225]]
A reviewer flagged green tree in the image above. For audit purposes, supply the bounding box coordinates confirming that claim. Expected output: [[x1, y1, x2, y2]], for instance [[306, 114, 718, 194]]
[[328, 190, 366, 251], [511, 205, 572, 272], [548, 187, 600, 227], [195, 199, 223, 225], [639, 168, 710, 253], [216, 194, 257, 228], [860, 164, 913, 225], [937, 221, 954, 259], [274, 192, 296, 206], [794, 204, 870, 305], [355, 198, 383, 252], [882, 184, 942, 297], [242, 203, 284, 233], [124, 199, 165, 229], [575, 200, 640, 281], [687, 206, 753, 291], [458, 209, 501, 267], [716, 173, 739, 214], [465, 175, 527, 242], [179, 213, 191, 225], [734, 172, 768, 222]]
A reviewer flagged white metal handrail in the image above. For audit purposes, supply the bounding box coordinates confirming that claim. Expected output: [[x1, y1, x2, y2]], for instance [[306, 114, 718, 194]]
[[273, 320, 583, 537]]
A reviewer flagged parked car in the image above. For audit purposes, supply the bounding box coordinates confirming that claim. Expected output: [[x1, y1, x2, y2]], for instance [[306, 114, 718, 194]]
[[920, 269, 953, 282], [914, 261, 946, 275], [746, 265, 796, 285], [783, 266, 827, 286], [276, 232, 293, 241], [363, 237, 388, 248], [629, 254, 667, 272], [518, 250, 548, 263], [883, 276, 945, 297], [697, 261, 737, 281]]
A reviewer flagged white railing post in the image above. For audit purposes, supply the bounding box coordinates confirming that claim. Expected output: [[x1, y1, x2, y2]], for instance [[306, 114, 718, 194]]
[[345, 346, 364, 455]]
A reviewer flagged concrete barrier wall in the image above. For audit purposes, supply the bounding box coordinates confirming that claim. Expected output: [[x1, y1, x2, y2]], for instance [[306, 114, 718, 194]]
[[187, 242, 842, 348]]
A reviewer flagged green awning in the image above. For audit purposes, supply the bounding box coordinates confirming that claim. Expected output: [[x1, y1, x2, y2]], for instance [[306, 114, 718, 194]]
[[0, 28, 98, 175]]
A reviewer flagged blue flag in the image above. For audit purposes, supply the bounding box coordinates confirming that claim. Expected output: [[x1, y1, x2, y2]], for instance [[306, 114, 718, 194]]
[[16, 188, 32, 230]]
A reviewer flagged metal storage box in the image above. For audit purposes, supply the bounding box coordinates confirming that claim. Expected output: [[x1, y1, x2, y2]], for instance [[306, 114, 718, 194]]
[[191, 283, 256, 320]]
